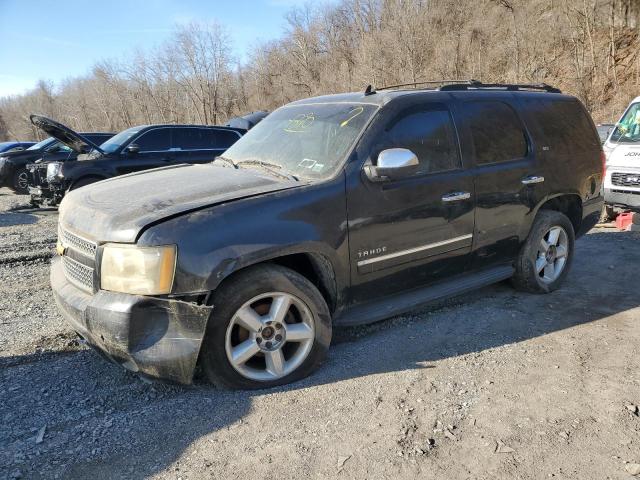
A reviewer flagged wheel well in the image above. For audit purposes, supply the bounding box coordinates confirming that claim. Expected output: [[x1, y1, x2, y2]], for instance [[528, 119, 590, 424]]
[[538, 195, 582, 233], [269, 253, 338, 313]]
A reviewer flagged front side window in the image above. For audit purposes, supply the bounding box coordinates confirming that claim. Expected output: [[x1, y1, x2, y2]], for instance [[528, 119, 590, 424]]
[[134, 128, 171, 152], [384, 107, 461, 175], [45, 141, 71, 154], [610, 102, 640, 144], [100, 127, 142, 154], [466, 101, 528, 164], [223, 103, 378, 180]]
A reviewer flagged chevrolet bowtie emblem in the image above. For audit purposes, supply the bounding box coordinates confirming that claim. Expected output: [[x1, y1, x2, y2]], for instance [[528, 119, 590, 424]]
[[56, 241, 66, 256]]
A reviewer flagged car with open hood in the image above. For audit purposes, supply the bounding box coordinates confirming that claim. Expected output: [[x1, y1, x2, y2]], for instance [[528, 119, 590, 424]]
[[51, 81, 603, 389], [0, 133, 113, 193], [27, 115, 246, 206]]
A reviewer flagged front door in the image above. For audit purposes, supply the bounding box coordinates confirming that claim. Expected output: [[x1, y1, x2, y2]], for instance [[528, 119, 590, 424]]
[[346, 101, 475, 304], [116, 127, 175, 175]]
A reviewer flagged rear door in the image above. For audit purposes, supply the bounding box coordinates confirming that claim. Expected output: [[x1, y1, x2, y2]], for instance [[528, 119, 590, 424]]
[[346, 99, 475, 302], [116, 127, 173, 175], [457, 96, 541, 269]]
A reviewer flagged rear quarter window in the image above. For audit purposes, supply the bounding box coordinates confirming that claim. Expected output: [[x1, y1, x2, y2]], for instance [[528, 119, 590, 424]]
[[522, 98, 599, 154], [464, 101, 529, 164]]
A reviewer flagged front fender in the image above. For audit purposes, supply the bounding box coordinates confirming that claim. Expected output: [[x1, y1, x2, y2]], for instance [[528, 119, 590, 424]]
[[138, 177, 350, 300]]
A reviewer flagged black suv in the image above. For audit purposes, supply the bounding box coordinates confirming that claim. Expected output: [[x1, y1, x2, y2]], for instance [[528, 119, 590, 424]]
[[51, 82, 603, 389], [0, 133, 114, 193], [27, 115, 246, 206]]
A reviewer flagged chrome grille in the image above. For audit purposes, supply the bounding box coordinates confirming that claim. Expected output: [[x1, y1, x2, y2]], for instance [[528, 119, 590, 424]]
[[59, 227, 97, 293], [60, 228, 97, 258], [611, 172, 640, 187], [62, 255, 94, 292]]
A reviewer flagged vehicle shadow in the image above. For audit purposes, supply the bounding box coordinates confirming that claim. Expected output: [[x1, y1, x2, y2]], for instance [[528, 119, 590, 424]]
[[0, 211, 39, 227], [1, 229, 638, 479]]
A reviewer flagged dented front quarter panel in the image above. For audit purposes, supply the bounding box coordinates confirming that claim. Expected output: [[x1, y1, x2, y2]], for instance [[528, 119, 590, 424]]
[[51, 258, 212, 384]]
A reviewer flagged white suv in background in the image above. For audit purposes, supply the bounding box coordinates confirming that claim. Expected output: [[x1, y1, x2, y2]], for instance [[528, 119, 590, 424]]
[[603, 96, 640, 220]]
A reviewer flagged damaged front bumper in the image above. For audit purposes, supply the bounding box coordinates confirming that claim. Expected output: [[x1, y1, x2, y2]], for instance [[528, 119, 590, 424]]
[[51, 257, 212, 384], [30, 183, 64, 207]]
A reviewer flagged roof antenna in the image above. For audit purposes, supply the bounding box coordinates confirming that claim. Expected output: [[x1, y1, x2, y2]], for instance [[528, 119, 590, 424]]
[[364, 84, 375, 96]]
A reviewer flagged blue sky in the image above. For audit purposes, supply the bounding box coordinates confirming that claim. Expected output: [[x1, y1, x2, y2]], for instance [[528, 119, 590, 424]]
[[0, 0, 309, 97]]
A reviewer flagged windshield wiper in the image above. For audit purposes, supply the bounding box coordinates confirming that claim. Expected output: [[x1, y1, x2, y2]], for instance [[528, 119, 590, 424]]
[[214, 155, 238, 169], [236, 159, 299, 181]]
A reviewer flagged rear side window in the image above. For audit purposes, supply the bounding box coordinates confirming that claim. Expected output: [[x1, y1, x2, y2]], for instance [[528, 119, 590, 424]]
[[135, 128, 171, 151], [523, 99, 599, 153], [172, 128, 239, 150], [385, 107, 461, 175], [213, 129, 241, 148], [465, 101, 528, 164], [172, 128, 208, 150]]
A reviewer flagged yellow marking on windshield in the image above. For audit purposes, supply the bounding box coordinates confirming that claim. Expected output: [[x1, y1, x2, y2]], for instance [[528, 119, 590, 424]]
[[340, 106, 364, 127], [285, 113, 315, 133]]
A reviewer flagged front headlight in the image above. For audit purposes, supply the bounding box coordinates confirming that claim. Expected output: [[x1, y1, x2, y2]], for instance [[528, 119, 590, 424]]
[[46, 162, 62, 182], [100, 244, 176, 295]]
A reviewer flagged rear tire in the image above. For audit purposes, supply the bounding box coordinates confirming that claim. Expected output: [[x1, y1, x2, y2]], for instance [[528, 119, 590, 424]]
[[512, 210, 575, 294], [201, 264, 332, 390]]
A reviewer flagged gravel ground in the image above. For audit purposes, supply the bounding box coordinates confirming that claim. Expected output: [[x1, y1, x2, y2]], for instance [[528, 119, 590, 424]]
[[1, 186, 639, 480]]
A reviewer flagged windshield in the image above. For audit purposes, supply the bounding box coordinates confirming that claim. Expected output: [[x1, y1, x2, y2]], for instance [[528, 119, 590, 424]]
[[99, 126, 142, 153], [27, 137, 55, 150], [222, 103, 377, 180], [610, 103, 640, 143]]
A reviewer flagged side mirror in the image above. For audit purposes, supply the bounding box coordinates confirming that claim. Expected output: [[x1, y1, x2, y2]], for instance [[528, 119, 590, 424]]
[[126, 144, 140, 154], [364, 148, 419, 182]]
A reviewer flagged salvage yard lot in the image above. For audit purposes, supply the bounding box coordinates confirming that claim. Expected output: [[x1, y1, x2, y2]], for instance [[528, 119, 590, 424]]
[[1, 187, 639, 480]]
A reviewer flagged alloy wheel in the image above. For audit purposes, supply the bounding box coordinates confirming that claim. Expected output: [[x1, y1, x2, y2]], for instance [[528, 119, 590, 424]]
[[535, 225, 569, 284], [225, 291, 315, 381], [16, 172, 28, 190]]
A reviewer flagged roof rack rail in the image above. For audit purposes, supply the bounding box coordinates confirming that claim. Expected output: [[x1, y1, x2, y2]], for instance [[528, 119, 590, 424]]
[[376, 79, 480, 91], [438, 82, 561, 93]]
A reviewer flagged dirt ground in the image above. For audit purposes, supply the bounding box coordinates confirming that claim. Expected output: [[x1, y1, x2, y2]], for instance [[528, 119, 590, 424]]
[[1, 186, 639, 480]]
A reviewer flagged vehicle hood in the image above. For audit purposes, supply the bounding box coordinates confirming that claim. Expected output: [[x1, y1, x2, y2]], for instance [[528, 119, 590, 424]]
[[30, 115, 104, 155], [606, 143, 640, 168], [59, 163, 301, 243]]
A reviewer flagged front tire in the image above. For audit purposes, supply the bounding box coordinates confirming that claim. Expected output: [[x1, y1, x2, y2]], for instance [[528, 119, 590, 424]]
[[512, 210, 575, 294], [11, 168, 29, 194], [201, 264, 332, 389]]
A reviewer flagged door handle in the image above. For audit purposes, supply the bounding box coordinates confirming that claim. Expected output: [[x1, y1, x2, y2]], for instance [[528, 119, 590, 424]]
[[521, 175, 544, 185], [442, 191, 471, 202]]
